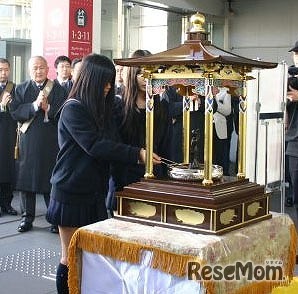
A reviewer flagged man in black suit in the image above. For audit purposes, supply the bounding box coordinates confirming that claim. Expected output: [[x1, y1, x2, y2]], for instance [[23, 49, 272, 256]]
[[10, 56, 67, 232], [54, 55, 73, 96], [0, 58, 17, 216]]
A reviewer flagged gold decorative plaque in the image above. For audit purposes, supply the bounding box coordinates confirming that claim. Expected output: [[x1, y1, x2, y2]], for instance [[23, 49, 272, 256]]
[[220, 209, 236, 225], [128, 201, 157, 218], [218, 65, 242, 80], [247, 202, 261, 217], [165, 65, 193, 75], [175, 209, 205, 225]]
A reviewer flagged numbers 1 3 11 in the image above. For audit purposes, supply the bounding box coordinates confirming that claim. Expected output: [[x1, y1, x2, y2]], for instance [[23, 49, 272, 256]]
[[71, 30, 90, 41]]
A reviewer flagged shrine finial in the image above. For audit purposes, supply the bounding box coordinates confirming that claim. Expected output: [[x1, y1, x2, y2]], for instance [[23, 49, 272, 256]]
[[190, 12, 206, 33]]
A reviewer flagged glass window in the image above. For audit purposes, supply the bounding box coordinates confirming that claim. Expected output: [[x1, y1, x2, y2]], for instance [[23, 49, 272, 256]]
[[139, 7, 167, 53], [0, 4, 12, 17], [0, 0, 31, 83]]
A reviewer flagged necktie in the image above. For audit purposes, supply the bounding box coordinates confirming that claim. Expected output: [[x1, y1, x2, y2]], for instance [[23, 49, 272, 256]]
[[62, 81, 70, 90]]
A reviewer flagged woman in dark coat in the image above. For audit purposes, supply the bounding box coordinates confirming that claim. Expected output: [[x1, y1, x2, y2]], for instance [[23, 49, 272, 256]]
[[118, 50, 171, 185], [46, 53, 160, 294], [107, 50, 171, 212]]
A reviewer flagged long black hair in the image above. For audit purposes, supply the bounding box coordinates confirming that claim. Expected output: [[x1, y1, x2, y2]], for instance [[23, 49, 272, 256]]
[[68, 53, 116, 130], [121, 49, 170, 150], [121, 50, 151, 139], [122, 50, 151, 127]]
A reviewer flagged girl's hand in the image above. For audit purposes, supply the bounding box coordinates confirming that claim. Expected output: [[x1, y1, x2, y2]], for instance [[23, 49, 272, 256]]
[[138, 148, 161, 164]]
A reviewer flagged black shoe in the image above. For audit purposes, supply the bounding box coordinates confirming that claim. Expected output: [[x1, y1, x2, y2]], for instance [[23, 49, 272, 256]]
[[1, 206, 17, 215], [17, 221, 33, 232], [50, 225, 59, 234]]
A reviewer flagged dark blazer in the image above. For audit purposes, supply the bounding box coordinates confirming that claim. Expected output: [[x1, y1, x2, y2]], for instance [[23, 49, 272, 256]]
[[50, 98, 141, 202], [0, 82, 17, 183], [54, 78, 72, 96], [10, 79, 67, 193], [166, 87, 218, 163], [112, 95, 171, 188]]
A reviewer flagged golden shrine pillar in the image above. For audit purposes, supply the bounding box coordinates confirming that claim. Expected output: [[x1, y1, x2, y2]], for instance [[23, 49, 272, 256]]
[[203, 73, 214, 185], [144, 74, 154, 178], [237, 75, 247, 179], [182, 88, 191, 164]]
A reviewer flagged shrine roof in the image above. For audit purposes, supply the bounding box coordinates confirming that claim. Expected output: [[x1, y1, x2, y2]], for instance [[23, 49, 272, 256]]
[[114, 40, 277, 69]]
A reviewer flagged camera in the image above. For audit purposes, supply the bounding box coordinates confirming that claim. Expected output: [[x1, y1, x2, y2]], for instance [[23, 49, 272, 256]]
[[288, 66, 298, 91]]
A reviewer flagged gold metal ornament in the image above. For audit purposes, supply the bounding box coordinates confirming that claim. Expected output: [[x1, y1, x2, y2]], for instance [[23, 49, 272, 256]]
[[247, 202, 261, 217], [128, 201, 157, 218], [144, 75, 155, 178], [203, 73, 214, 186], [220, 209, 236, 225], [237, 75, 247, 179], [175, 208, 205, 225]]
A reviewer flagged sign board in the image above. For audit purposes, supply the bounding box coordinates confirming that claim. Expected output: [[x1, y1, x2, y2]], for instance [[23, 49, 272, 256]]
[[42, 0, 93, 78]]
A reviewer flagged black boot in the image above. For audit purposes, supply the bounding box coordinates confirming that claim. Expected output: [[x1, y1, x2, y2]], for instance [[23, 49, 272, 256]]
[[56, 263, 69, 294]]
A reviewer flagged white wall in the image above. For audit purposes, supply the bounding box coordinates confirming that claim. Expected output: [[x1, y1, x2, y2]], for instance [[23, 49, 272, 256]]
[[93, 0, 102, 54], [100, 0, 119, 58], [138, 0, 298, 66], [31, 0, 44, 56], [228, 0, 298, 65], [245, 64, 287, 185], [132, 0, 224, 16]]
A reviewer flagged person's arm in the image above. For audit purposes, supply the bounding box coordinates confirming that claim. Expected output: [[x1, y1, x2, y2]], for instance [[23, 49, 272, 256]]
[[287, 86, 298, 101], [10, 82, 37, 122], [61, 101, 150, 164]]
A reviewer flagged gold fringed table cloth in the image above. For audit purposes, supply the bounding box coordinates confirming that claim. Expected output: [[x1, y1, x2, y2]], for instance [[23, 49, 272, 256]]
[[68, 212, 297, 294]]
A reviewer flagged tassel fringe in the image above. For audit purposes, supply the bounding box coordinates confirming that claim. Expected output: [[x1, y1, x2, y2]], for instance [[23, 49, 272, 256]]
[[68, 228, 206, 294], [233, 224, 298, 294], [68, 224, 298, 294]]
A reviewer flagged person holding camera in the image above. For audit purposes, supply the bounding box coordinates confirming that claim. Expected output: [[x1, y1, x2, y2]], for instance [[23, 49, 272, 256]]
[[285, 41, 298, 215]]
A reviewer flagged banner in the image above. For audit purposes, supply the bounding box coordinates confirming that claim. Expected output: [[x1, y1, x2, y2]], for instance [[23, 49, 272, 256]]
[[42, 0, 93, 79], [43, 0, 70, 78], [69, 0, 93, 60]]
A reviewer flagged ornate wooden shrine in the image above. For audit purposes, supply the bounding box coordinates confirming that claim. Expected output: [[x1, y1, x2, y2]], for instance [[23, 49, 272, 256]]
[[114, 12, 278, 234]]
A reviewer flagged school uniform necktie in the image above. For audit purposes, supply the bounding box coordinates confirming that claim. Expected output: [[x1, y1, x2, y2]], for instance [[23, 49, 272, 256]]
[[62, 80, 71, 90]]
